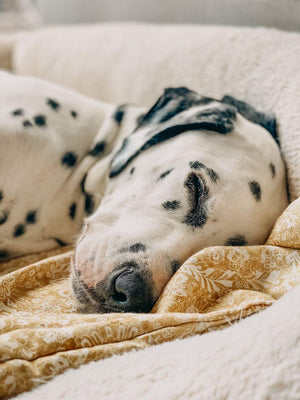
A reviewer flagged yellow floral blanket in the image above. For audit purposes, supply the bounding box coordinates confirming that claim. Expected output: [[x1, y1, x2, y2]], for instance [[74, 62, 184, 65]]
[[0, 198, 300, 399]]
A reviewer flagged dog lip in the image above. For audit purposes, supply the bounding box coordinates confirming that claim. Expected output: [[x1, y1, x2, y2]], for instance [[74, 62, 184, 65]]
[[72, 260, 102, 306], [73, 274, 99, 304], [97, 304, 127, 313]]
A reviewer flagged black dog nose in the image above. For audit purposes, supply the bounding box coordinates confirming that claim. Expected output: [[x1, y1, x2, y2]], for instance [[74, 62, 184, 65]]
[[109, 268, 153, 313]]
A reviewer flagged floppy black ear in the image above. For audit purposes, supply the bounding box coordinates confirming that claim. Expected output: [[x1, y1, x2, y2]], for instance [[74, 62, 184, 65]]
[[221, 95, 279, 146], [109, 101, 237, 178], [136, 87, 215, 129]]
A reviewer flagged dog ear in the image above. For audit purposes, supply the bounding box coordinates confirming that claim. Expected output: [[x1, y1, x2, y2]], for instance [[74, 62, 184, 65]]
[[136, 87, 215, 128], [221, 95, 279, 146], [109, 100, 237, 178]]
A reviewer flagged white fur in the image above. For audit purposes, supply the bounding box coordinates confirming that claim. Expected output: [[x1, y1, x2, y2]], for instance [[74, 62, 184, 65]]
[[0, 71, 114, 256]]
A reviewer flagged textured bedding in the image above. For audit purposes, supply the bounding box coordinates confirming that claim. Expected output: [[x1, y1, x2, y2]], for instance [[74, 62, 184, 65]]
[[0, 197, 299, 398], [15, 278, 300, 400]]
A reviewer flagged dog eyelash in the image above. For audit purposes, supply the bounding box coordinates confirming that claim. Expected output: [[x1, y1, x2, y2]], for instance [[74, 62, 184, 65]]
[[185, 173, 204, 206]]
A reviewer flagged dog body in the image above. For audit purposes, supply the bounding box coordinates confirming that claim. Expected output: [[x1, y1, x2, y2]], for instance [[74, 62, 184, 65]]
[[0, 72, 288, 313], [0, 71, 116, 256]]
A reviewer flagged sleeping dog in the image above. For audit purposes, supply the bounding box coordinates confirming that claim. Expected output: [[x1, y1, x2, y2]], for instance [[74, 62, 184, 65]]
[[0, 72, 288, 313]]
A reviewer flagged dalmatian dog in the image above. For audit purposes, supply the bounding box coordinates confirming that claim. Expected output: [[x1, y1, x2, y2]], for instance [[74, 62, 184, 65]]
[[0, 71, 288, 313]]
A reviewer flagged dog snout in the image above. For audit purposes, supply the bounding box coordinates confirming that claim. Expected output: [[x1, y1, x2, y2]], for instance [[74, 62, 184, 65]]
[[74, 260, 156, 313], [103, 264, 154, 312], [111, 269, 145, 308]]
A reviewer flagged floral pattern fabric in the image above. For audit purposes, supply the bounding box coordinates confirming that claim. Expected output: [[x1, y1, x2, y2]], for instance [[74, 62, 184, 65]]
[[0, 198, 300, 398]]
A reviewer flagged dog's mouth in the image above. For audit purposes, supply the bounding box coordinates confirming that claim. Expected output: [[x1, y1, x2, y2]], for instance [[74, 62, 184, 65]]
[[72, 273, 120, 313]]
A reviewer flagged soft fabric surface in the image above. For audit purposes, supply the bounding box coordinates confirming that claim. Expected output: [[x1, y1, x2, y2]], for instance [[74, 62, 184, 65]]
[[0, 197, 299, 398], [11, 24, 300, 201], [15, 281, 300, 400]]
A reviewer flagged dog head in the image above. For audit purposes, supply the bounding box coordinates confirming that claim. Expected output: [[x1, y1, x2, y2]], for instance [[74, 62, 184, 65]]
[[72, 88, 288, 313]]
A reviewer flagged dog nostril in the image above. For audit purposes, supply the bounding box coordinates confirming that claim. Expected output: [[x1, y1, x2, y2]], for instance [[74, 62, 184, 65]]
[[112, 290, 127, 304], [111, 271, 133, 305], [110, 269, 146, 309]]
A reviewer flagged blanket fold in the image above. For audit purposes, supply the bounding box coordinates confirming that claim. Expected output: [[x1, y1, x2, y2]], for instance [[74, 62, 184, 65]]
[[0, 198, 299, 398]]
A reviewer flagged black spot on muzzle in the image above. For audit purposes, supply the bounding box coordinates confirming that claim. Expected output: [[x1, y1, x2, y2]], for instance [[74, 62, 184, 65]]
[[119, 243, 146, 253]]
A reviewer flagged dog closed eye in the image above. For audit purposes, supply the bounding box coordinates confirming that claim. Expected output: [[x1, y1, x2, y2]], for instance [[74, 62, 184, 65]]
[[185, 173, 205, 208]]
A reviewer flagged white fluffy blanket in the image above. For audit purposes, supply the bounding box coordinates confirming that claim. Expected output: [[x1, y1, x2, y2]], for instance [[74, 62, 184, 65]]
[[16, 283, 300, 400]]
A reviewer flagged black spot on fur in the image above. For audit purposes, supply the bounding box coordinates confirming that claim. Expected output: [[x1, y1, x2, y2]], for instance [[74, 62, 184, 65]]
[[158, 169, 174, 180], [34, 115, 47, 127], [62, 152, 78, 168], [221, 95, 279, 146], [0, 210, 9, 225], [120, 243, 146, 253], [162, 200, 181, 210], [136, 87, 216, 128], [171, 260, 181, 274], [69, 203, 76, 220], [130, 167, 135, 175], [225, 235, 248, 246], [13, 224, 26, 237], [71, 110, 78, 118], [54, 238, 67, 247], [189, 161, 219, 183], [88, 141, 106, 157], [12, 109, 23, 117], [249, 181, 261, 201], [47, 98, 60, 111], [184, 173, 209, 228], [25, 210, 37, 224], [270, 163, 276, 178], [0, 190, 3, 202], [191, 106, 236, 134], [205, 168, 219, 183], [85, 194, 94, 215], [110, 99, 236, 178], [23, 120, 33, 127], [0, 249, 9, 259], [189, 161, 205, 170], [113, 105, 127, 124], [129, 243, 146, 252]]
